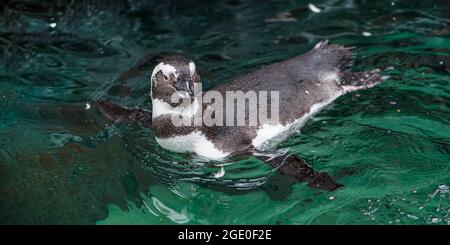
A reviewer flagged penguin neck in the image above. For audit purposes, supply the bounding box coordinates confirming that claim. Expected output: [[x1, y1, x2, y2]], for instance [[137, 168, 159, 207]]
[[152, 97, 200, 119]]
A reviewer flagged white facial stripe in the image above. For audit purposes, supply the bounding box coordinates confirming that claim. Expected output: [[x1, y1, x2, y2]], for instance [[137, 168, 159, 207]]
[[151, 62, 178, 81], [151, 62, 178, 98], [189, 62, 196, 76]]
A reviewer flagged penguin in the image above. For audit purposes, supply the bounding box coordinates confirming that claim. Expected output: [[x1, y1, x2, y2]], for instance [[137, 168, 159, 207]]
[[97, 40, 387, 191]]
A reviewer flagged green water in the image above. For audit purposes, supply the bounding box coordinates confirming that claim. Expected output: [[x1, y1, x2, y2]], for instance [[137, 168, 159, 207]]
[[0, 0, 449, 224]]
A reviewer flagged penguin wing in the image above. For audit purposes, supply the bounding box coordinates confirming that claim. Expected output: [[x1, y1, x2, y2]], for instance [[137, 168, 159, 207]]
[[97, 100, 152, 128]]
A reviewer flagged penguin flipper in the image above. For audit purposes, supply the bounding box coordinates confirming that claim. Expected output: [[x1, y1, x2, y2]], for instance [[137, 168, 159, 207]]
[[97, 100, 152, 128], [309, 39, 355, 72], [256, 152, 343, 191]]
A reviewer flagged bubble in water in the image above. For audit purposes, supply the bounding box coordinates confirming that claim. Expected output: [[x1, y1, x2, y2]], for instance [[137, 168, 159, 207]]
[[438, 185, 449, 191], [430, 184, 449, 198], [308, 3, 322, 13], [214, 166, 225, 178], [431, 217, 441, 223], [407, 214, 418, 220]]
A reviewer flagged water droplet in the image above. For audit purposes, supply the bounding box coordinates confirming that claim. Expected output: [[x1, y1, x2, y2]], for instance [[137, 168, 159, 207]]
[[85, 102, 91, 110], [389, 101, 397, 105], [391, 1, 396, 6], [437, 184, 449, 192], [431, 217, 441, 223], [308, 3, 322, 13], [328, 196, 335, 200], [362, 32, 372, 37], [49, 22, 56, 28], [407, 214, 418, 220], [214, 166, 225, 178]]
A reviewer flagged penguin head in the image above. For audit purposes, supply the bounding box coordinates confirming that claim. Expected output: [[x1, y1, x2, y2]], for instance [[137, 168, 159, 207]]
[[150, 55, 200, 104]]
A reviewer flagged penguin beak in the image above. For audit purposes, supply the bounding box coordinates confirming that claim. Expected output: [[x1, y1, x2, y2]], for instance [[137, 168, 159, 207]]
[[176, 79, 194, 97], [186, 80, 194, 97]]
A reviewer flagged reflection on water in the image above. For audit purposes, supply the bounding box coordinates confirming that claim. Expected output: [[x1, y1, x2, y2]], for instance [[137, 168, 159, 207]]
[[0, 0, 449, 224]]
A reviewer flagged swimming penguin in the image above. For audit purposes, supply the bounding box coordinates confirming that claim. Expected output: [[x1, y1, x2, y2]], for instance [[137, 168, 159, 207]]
[[97, 40, 387, 191]]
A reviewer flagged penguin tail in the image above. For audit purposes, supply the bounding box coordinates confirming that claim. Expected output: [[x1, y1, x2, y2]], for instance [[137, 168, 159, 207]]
[[312, 39, 355, 72], [312, 40, 389, 92]]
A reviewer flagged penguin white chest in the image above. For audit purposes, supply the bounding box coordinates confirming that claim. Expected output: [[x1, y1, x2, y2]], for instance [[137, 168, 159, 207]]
[[252, 91, 343, 151], [155, 131, 228, 160]]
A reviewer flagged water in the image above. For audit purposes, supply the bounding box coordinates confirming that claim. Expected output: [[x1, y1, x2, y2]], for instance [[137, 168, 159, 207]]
[[0, 0, 449, 224]]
